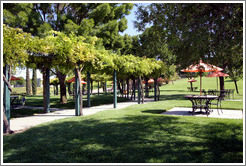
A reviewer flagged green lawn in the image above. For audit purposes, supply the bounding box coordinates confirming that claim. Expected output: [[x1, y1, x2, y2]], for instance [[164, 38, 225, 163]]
[[148, 77, 243, 110], [4, 77, 243, 163]]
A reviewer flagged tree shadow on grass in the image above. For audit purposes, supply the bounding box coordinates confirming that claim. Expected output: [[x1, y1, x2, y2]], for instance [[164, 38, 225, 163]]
[[158, 94, 187, 101], [25, 95, 129, 109], [147, 94, 186, 101], [141, 109, 166, 114], [159, 90, 186, 92], [224, 79, 234, 82], [10, 108, 44, 118], [3, 114, 243, 163]]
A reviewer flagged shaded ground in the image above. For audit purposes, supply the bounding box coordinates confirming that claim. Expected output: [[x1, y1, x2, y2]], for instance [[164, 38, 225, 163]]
[[4, 112, 243, 163]]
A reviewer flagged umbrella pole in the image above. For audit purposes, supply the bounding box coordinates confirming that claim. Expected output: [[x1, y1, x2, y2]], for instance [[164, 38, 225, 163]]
[[200, 72, 202, 96]]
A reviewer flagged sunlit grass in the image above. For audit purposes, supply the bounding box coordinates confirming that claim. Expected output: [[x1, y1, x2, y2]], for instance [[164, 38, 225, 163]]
[[4, 77, 243, 163], [4, 106, 243, 163]]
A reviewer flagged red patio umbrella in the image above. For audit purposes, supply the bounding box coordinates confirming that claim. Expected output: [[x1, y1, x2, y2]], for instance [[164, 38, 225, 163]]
[[181, 60, 223, 95], [206, 71, 229, 90], [142, 78, 155, 84], [206, 71, 229, 77], [188, 79, 197, 82], [10, 76, 21, 81], [188, 79, 197, 91], [67, 77, 86, 84]]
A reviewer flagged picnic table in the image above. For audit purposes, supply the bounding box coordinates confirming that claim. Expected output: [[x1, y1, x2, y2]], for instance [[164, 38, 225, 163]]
[[206, 89, 235, 100], [10, 94, 25, 107], [185, 95, 218, 116]]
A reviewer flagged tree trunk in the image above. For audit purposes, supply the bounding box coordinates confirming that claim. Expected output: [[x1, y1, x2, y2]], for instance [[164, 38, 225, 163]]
[[87, 71, 91, 107], [32, 68, 37, 95], [56, 85, 59, 95], [130, 79, 133, 100], [219, 77, 225, 91], [26, 67, 31, 95], [133, 77, 136, 100], [3, 74, 12, 93], [157, 84, 160, 101], [154, 78, 157, 101], [140, 76, 144, 104], [127, 78, 129, 99], [42, 68, 47, 112], [219, 76, 225, 97], [53, 85, 56, 95], [98, 81, 100, 95], [3, 106, 13, 134], [145, 77, 149, 97], [57, 71, 67, 104], [234, 80, 239, 94], [91, 80, 93, 94]]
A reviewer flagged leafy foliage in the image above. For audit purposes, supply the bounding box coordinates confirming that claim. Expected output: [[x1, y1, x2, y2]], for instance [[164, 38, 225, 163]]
[[3, 24, 32, 68], [11, 77, 25, 87], [50, 78, 59, 86], [139, 27, 175, 64], [135, 3, 243, 72]]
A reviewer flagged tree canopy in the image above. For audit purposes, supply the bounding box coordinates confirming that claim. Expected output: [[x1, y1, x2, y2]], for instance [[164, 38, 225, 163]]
[[134, 3, 243, 70], [3, 24, 32, 68], [3, 3, 134, 53], [4, 24, 165, 115], [3, 3, 135, 103]]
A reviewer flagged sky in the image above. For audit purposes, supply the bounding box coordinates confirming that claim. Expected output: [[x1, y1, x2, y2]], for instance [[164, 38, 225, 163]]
[[120, 4, 143, 36], [15, 3, 143, 79]]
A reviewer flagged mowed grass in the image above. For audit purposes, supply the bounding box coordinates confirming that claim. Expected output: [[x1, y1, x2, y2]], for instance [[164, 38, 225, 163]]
[[148, 77, 243, 110], [3, 105, 243, 163], [4, 77, 243, 163]]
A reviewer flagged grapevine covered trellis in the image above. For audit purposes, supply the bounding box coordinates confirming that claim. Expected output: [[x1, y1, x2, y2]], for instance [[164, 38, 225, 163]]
[[3, 25, 166, 133]]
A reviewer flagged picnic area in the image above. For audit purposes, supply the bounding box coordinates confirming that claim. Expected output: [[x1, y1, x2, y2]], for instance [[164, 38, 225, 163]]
[[2, 2, 243, 164]]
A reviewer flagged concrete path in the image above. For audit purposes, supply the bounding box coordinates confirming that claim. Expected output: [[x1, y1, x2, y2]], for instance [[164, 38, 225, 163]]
[[10, 98, 155, 133], [10, 98, 242, 133], [162, 107, 243, 119]]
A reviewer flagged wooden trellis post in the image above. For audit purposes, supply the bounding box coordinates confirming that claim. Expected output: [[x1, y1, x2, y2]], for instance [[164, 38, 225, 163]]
[[3, 65, 10, 133], [113, 70, 117, 108], [154, 78, 157, 101], [45, 68, 50, 113], [87, 71, 91, 107], [75, 68, 80, 116], [138, 77, 141, 104]]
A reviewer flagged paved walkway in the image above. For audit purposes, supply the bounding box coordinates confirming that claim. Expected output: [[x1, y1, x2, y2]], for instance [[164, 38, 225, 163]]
[[162, 107, 243, 119], [10, 98, 155, 133], [10, 98, 242, 133]]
